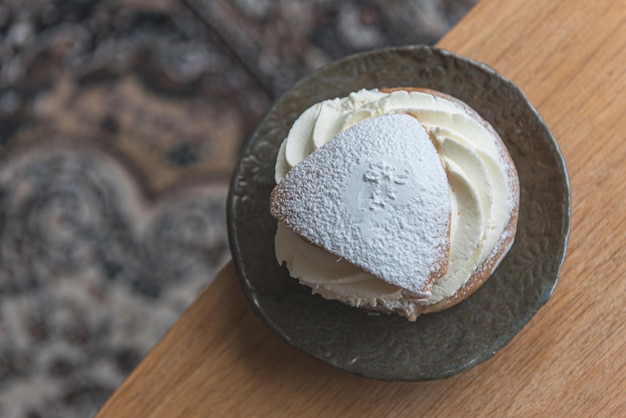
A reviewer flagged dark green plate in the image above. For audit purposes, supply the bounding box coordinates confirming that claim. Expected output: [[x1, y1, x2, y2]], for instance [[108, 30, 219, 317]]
[[227, 46, 570, 380]]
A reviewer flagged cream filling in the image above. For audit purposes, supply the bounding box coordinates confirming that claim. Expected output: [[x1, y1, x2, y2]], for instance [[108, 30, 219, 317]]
[[274, 89, 515, 309]]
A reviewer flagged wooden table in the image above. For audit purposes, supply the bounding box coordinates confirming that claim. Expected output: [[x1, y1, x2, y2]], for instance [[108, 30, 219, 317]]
[[97, 0, 626, 416]]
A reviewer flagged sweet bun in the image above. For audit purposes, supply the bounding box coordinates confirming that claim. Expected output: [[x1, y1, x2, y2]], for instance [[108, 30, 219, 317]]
[[271, 87, 519, 320]]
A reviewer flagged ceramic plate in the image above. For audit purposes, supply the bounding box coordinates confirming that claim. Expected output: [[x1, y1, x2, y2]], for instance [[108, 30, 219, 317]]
[[227, 46, 570, 380]]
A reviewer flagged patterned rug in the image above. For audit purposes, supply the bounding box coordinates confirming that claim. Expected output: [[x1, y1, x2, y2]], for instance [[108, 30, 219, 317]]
[[0, 1, 476, 416]]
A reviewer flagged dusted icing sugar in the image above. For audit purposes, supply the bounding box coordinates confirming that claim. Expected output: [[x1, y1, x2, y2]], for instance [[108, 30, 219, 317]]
[[271, 114, 451, 295]]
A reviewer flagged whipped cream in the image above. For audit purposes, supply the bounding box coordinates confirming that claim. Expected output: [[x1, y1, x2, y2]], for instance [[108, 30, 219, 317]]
[[274, 89, 518, 320]]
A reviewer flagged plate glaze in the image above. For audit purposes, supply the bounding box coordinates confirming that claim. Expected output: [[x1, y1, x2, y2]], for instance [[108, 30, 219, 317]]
[[227, 46, 571, 380]]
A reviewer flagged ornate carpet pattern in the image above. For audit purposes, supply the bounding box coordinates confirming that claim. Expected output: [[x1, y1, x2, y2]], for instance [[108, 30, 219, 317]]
[[0, 1, 477, 416]]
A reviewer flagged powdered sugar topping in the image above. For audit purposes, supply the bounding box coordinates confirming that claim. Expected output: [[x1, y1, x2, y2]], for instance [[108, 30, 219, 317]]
[[271, 114, 451, 294]]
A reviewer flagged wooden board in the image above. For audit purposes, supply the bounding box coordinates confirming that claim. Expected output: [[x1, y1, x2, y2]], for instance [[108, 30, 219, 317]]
[[97, 0, 626, 416]]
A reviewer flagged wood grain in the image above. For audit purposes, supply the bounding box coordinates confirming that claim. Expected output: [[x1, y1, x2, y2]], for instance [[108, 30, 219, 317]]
[[97, 0, 626, 416]]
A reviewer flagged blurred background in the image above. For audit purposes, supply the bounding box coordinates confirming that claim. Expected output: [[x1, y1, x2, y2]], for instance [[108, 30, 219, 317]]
[[0, 0, 477, 416]]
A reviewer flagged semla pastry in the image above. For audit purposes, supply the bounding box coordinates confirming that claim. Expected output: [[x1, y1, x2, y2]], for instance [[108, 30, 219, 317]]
[[270, 88, 519, 321]]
